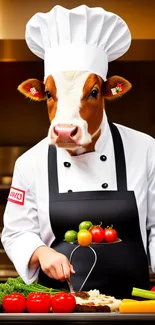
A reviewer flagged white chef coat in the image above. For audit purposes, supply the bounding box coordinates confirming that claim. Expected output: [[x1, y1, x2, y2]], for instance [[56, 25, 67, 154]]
[[1, 113, 155, 284]]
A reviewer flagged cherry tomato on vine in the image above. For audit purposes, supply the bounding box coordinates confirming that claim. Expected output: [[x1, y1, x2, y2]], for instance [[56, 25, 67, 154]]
[[26, 292, 51, 313], [89, 225, 105, 243], [77, 229, 92, 246], [104, 227, 117, 242], [2, 293, 26, 313], [51, 292, 76, 313]]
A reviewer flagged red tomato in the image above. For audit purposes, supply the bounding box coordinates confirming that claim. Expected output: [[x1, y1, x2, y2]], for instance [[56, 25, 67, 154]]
[[26, 292, 51, 313], [2, 293, 26, 313], [104, 227, 117, 242], [51, 292, 76, 313], [50, 292, 65, 306], [89, 226, 105, 243], [151, 286, 155, 292]]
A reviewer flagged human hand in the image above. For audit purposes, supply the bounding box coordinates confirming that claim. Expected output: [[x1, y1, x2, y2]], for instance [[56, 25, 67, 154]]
[[36, 246, 75, 281]]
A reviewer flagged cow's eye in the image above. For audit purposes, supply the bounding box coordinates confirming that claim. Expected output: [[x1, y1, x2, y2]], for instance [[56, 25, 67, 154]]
[[89, 89, 98, 99], [45, 90, 52, 99]]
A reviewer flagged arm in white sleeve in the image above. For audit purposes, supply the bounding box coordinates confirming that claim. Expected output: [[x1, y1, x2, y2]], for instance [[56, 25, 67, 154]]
[[1, 160, 45, 284], [147, 138, 155, 273]]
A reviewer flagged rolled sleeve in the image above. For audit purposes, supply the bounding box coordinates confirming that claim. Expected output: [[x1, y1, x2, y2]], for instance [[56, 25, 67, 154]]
[[1, 160, 45, 284]]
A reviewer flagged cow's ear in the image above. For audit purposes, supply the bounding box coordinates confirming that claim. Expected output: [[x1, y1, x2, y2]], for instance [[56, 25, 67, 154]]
[[17, 79, 46, 101], [102, 76, 132, 100]]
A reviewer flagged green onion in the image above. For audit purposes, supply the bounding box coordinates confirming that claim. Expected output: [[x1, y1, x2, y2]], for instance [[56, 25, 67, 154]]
[[132, 287, 155, 300]]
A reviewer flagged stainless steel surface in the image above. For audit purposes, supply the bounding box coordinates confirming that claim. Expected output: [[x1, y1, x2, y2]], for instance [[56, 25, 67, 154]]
[[0, 312, 155, 321]]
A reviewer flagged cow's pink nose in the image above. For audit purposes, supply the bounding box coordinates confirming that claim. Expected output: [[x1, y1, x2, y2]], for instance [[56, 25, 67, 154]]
[[54, 124, 78, 138]]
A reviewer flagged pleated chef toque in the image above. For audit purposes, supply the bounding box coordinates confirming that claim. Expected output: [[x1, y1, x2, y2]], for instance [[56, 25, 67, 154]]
[[26, 5, 131, 80]]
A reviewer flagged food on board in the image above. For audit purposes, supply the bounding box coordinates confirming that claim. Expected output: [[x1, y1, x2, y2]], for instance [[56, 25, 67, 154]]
[[132, 287, 155, 300], [26, 292, 51, 313], [0, 276, 60, 307], [119, 300, 155, 313], [2, 293, 26, 313], [51, 292, 76, 313], [0, 287, 122, 313], [1, 277, 155, 314], [73, 289, 121, 312]]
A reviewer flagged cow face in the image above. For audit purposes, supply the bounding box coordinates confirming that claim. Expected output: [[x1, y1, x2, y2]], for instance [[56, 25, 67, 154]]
[[18, 72, 131, 154]]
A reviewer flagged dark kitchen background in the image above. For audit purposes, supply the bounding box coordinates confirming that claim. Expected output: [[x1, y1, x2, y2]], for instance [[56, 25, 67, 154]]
[[0, 0, 155, 284]]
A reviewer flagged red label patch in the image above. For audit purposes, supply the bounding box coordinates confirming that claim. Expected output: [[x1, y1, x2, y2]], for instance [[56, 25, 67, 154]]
[[8, 187, 25, 205]]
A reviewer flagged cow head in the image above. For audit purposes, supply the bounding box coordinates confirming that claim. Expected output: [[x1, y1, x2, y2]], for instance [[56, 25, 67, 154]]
[[18, 72, 131, 155]]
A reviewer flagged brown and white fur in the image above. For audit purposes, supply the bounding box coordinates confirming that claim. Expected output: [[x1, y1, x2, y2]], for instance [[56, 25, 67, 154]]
[[18, 72, 131, 155]]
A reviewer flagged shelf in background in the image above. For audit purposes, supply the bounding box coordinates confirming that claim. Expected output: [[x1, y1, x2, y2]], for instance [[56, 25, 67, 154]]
[[0, 185, 10, 190], [0, 40, 155, 62]]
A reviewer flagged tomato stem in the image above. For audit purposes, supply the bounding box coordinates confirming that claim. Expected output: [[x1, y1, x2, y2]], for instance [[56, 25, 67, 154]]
[[105, 224, 113, 229]]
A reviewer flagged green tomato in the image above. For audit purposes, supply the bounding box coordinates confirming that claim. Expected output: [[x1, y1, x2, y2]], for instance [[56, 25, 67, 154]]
[[79, 221, 93, 231], [64, 230, 77, 243]]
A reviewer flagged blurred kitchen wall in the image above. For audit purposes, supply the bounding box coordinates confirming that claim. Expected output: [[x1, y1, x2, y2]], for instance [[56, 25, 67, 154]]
[[1, 0, 155, 39]]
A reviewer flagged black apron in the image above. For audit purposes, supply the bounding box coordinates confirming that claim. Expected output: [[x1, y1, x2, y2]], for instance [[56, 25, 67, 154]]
[[38, 122, 149, 298]]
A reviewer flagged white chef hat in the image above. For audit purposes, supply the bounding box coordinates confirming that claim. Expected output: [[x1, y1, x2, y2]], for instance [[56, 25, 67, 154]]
[[26, 5, 131, 81]]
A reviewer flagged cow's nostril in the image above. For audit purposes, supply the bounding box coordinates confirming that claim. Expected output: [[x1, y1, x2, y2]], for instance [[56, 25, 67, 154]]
[[70, 127, 78, 137], [53, 126, 59, 136], [53, 124, 79, 139]]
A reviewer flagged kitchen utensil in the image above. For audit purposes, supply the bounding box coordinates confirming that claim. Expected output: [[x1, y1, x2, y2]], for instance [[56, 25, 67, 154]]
[[61, 264, 74, 293]]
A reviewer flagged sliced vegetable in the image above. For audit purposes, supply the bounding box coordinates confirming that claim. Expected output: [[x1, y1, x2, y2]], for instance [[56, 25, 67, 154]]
[[51, 292, 76, 313], [79, 221, 93, 231], [119, 300, 155, 313], [132, 287, 155, 300], [77, 229, 92, 246], [26, 292, 51, 313], [2, 293, 26, 313], [89, 225, 105, 243]]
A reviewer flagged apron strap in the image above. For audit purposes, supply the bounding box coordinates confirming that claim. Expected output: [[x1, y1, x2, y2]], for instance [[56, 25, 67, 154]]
[[48, 122, 127, 195], [108, 122, 127, 191], [48, 144, 59, 195]]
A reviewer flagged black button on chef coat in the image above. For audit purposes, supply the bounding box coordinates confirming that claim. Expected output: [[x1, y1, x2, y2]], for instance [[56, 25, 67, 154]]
[[101, 183, 108, 189], [100, 155, 107, 161], [64, 162, 71, 167]]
